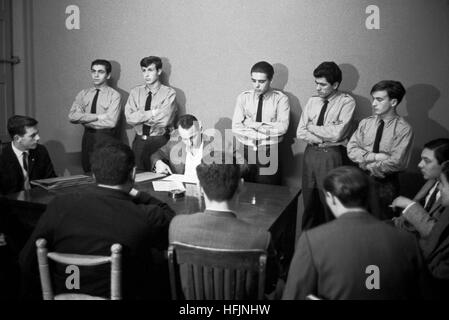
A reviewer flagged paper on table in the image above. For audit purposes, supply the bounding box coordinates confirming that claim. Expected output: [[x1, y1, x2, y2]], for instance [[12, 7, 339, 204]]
[[152, 180, 186, 192], [135, 172, 167, 182], [162, 174, 199, 184]]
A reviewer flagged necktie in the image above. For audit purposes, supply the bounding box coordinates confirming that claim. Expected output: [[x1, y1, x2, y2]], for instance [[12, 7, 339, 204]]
[[372, 119, 385, 153], [22, 152, 29, 173], [143, 92, 152, 136], [316, 100, 329, 126], [425, 184, 439, 212], [256, 94, 264, 122], [90, 89, 100, 114], [22, 152, 31, 190]]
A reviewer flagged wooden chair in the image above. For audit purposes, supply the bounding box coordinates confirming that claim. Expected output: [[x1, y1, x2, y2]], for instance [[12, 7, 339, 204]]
[[168, 242, 267, 300], [36, 238, 122, 300]]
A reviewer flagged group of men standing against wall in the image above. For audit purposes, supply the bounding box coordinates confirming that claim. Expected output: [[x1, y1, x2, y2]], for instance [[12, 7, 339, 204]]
[[66, 57, 414, 228]]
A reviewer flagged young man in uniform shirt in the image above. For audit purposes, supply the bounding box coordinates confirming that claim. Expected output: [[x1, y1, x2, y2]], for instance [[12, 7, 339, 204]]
[[68, 59, 121, 173], [125, 56, 177, 170], [232, 61, 290, 185], [347, 80, 414, 219], [297, 61, 356, 230]]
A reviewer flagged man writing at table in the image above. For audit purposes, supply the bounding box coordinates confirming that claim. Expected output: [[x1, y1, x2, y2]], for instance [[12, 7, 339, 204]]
[[19, 142, 175, 299]]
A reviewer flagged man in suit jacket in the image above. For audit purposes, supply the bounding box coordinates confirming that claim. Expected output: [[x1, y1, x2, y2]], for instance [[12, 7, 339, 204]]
[[392, 160, 449, 297], [19, 143, 175, 299], [0, 115, 56, 195], [169, 151, 279, 295], [149, 114, 213, 176], [393, 138, 449, 233], [283, 166, 428, 300], [150, 114, 246, 180]]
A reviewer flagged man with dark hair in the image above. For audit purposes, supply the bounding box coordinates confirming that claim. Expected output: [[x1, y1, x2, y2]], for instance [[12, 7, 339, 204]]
[[169, 152, 279, 295], [232, 61, 290, 185], [0, 115, 56, 194], [297, 61, 356, 230], [347, 80, 414, 219], [19, 143, 175, 299], [283, 166, 428, 300], [392, 138, 449, 233], [125, 56, 177, 170], [69, 59, 121, 173]]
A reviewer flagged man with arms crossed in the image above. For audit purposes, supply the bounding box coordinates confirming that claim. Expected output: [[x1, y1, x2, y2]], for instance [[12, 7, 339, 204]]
[[232, 61, 290, 185], [125, 56, 177, 170], [347, 80, 413, 219], [69, 59, 121, 173], [297, 61, 355, 230]]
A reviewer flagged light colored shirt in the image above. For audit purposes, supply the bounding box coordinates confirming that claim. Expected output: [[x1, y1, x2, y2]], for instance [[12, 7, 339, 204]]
[[347, 115, 414, 175], [184, 142, 204, 180], [125, 83, 177, 136], [68, 86, 121, 129], [11, 142, 30, 190], [424, 182, 441, 209], [232, 89, 290, 147], [296, 91, 356, 145]]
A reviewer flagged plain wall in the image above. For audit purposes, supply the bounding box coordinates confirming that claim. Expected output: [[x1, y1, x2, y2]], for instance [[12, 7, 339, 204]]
[[13, 0, 449, 191]]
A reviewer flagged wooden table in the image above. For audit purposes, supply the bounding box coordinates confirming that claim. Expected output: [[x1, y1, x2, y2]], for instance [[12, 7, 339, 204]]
[[1, 180, 300, 270]]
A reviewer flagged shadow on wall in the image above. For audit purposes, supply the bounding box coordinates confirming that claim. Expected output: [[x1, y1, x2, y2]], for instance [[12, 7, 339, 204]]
[[272, 63, 302, 187], [110, 60, 130, 146], [213, 117, 233, 151], [161, 57, 187, 122], [338, 63, 372, 123], [44, 140, 84, 176], [401, 84, 449, 197]]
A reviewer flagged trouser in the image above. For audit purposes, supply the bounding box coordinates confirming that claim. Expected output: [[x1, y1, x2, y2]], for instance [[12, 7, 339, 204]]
[[132, 134, 169, 171], [368, 172, 400, 220], [81, 128, 116, 173], [301, 144, 345, 231], [237, 142, 282, 185]]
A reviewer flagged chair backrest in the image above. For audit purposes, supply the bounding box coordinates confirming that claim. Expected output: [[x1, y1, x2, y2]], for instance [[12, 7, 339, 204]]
[[36, 238, 122, 300], [168, 242, 267, 300]]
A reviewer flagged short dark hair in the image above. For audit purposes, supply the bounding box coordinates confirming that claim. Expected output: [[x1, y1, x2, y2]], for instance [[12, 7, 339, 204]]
[[313, 61, 342, 86], [423, 138, 449, 165], [91, 143, 135, 185], [370, 80, 406, 105], [7, 115, 38, 138], [140, 56, 162, 70], [91, 59, 112, 74], [323, 166, 370, 209], [196, 152, 241, 202], [177, 114, 199, 130], [251, 61, 274, 80]]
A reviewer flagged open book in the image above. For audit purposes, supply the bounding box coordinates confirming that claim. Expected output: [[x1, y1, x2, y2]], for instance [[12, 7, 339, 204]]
[[31, 175, 94, 190]]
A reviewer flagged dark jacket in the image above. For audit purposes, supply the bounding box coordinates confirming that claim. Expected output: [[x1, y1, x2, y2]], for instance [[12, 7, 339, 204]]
[[19, 186, 175, 300], [0, 142, 56, 195]]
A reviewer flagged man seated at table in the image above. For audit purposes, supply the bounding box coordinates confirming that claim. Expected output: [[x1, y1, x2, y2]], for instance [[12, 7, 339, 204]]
[[19, 142, 175, 299], [283, 166, 429, 300], [392, 138, 449, 232], [150, 114, 211, 180], [391, 160, 449, 297], [0, 115, 56, 195], [169, 151, 280, 296]]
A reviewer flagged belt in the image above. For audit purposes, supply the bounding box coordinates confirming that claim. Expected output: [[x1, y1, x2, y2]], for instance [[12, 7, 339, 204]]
[[85, 127, 114, 133]]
